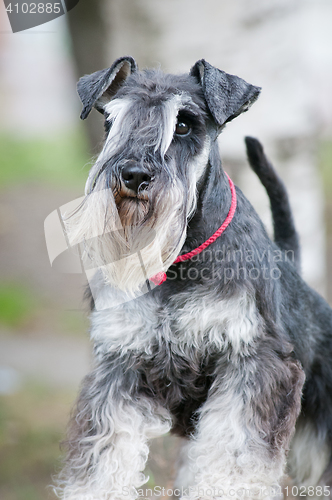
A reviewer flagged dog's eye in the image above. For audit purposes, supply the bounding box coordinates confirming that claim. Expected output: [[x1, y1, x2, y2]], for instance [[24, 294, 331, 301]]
[[175, 121, 190, 136]]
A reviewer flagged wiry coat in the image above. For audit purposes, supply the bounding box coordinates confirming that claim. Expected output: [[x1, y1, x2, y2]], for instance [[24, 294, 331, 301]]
[[55, 57, 332, 500]]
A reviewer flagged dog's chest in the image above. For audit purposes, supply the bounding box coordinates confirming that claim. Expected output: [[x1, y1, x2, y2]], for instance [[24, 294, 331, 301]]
[[90, 287, 261, 435], [91, 286, 260, 355]]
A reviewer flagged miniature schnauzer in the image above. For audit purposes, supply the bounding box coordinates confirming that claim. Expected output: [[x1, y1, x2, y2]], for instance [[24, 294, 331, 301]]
[[54, 56, 332, 500]]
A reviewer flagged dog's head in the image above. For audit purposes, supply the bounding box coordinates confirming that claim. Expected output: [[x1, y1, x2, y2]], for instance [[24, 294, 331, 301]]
[[65, 57, 260, 294]]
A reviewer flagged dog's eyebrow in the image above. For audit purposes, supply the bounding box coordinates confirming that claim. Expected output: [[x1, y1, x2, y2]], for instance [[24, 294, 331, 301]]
[[104, 97, 132, 122], [177, 94, 203, 115], [177, 107, 202, 118]]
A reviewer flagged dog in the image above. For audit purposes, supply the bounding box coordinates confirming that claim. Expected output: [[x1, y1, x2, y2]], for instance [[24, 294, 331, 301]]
[[54, 57, 332, 500]]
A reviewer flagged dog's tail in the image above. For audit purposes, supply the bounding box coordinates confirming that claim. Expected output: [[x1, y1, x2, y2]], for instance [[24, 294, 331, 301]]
[[245, 136, 301, 273]]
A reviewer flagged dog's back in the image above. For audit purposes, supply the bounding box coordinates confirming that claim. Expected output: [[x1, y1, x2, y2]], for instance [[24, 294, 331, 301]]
[[245, 139, 332, 489]]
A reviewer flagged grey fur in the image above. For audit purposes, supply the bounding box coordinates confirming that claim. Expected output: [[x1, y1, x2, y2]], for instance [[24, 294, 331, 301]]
[[55, 57, 332, 500]]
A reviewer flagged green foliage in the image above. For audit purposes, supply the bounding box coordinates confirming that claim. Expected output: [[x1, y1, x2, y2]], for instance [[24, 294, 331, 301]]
[[0, 283, 36, 328], [319, 139, 332, 198], [0, 383, 74, 500], [0, 129, 90, 188], [59, 310, 89, 337]]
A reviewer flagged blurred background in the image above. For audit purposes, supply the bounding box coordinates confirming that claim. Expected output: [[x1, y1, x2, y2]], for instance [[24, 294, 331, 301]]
[[0, 0, 332, 498]]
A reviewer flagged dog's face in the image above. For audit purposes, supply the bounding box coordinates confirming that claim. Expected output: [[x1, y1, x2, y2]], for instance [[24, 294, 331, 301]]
[[88, 67, 210, 232], [64, 57, 260, 294]]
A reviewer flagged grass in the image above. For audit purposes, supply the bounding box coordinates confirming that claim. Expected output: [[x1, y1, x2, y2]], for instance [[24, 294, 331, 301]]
[[0, 382, 75, 500], [319, 139, 332, 198], [0, 281, 90, 336], [0, 283, 38, 329], [0, 129, 91, 333], [318, 139, 332, 236], [318, 139, 332, 302], [0, 129, 90, 189], [58, 310, 89, 337]]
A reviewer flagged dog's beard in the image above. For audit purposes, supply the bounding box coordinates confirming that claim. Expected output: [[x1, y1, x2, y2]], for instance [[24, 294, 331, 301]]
[[63, 175, 188, 295], [116, 196, 149, 229]]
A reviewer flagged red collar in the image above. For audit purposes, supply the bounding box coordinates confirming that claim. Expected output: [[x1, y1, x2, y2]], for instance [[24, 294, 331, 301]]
[[150, 173, 237, 286]]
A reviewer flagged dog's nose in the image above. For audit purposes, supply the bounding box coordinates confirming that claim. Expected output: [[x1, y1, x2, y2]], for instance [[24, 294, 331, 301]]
[[121, 164, 152, 193]]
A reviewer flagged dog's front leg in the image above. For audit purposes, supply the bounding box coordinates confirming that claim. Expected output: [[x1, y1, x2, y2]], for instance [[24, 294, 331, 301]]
[[54, 362, 172, 500], [181, 354, 305, 500]]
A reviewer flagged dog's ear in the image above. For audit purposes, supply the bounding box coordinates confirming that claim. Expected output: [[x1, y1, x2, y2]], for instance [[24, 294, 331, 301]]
[[77, 56, 138, 120], [190, 59, 261, 129]]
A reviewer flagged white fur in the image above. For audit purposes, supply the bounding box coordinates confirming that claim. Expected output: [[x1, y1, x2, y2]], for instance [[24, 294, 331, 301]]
[[86, 98, 133, 195], [169, 288, 263, 355], [159, 95, 183, 156], [181, 378, 284, 500], [89, 284, 261, 357], [288, 420, 330, 487], [90, 286, 163, 355], [55, 396, 172, 500]]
